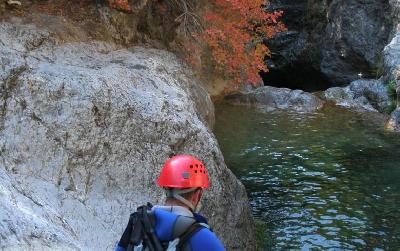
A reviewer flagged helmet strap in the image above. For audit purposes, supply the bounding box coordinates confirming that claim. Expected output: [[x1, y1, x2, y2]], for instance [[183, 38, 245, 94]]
[[165, 188, 197, 211]]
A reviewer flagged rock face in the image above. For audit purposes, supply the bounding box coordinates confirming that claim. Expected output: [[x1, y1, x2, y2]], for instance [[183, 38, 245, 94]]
[[265, 0, 397, 89], [225, 86, 324, 112], [384, 28, 400, 85], [322, 79, 390, 113], [0, 22, 255, 250], [384, 27, 400, 132]]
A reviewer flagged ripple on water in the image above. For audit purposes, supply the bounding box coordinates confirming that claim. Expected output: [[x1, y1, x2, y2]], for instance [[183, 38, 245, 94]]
[[215, 103, 400, 250]]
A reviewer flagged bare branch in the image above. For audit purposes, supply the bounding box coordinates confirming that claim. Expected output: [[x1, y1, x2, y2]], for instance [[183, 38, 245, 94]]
[[167, 0, 203, 38]]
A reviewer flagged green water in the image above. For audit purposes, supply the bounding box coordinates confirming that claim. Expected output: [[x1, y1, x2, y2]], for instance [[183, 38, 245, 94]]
[[214, 103, 400, 250]]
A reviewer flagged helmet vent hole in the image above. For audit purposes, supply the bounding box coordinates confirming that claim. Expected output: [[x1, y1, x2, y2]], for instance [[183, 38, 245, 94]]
[[195, 164, 199, 168], [190, 165, 193, 168], [195, 170, 198, 173]]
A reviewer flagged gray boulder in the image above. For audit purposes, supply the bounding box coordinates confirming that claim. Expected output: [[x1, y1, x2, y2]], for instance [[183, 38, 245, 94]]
[[323, 79, 390, 113], [225, 86, 324, 112], [384, 28, 400, 83], [0, 22, 255, 250]]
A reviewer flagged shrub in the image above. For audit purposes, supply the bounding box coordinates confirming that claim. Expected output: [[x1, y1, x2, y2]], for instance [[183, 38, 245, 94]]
[[107, 0, 285, 86], [189, 0, 285, 86], [107, 0, 132, 12]]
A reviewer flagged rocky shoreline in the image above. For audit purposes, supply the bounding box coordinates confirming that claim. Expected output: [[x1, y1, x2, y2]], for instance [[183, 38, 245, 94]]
[[225, 79, 391, 113], [224, 78, 398, 131], [226, 11, 400, 132]]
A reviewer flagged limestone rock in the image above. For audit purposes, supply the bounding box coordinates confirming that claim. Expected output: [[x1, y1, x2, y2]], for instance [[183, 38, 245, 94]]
[[225, 86, 325, 112], [0, 22, 255, 250], [323, 79, 390, 113]]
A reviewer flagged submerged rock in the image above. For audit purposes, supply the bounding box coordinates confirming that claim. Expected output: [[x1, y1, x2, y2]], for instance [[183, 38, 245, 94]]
[[322, 79, 390, 113], [0, 22, 255, 250], [386, 108, 400, 132], [225, 86, 325, 112]]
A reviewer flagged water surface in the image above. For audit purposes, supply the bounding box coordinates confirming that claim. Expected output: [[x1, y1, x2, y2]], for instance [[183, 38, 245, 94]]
[[214, 103, 400, 250]]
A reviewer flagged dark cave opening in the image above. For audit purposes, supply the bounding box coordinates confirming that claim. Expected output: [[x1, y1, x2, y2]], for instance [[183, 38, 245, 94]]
[[260, 63, 335, 92]]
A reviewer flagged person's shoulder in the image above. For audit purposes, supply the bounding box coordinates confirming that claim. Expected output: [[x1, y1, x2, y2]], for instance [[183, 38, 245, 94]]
[[192, 212, 208, 224], [190, 227, 225, 251]]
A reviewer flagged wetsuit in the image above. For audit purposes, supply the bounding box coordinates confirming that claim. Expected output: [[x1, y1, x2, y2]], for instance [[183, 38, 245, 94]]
[[115, 205, 225, 251]]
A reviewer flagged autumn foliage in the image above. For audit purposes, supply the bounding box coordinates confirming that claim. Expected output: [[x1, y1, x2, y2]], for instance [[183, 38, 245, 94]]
[[108, 0, 131, 12], [192, 0, 285, 85], [107, 0, 285, 86]]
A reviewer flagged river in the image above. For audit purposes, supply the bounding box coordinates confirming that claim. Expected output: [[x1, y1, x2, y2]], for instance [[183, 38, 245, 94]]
[[214, 102, 400, 250]]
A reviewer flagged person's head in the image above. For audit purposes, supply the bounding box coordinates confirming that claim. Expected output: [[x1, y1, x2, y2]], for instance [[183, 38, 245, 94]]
[[157, 155, 209, 211]]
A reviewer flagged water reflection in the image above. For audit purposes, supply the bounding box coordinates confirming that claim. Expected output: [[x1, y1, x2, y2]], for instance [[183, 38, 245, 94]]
[[214, 103, 400, 250]]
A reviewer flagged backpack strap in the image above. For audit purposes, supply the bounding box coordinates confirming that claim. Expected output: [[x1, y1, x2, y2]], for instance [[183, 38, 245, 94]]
[[172, 215, 196, 238], [126, 212, 143, 251], [175, 223, 209, 250], [126, 204, 164, 251]]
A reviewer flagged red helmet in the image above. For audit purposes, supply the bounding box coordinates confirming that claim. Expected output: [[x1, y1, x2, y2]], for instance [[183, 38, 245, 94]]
[[157, 155, 210, 189]]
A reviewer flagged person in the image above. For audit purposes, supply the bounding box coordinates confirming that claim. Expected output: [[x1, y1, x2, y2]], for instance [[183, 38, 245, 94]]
[[115, 154, 225, 251]]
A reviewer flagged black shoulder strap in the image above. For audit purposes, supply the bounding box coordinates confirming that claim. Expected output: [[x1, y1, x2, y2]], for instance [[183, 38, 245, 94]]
[[176, 223, 208, 250], [126, 212, 142, 251], [126, 204, 164, 251], [118, 212, 139, 250]]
